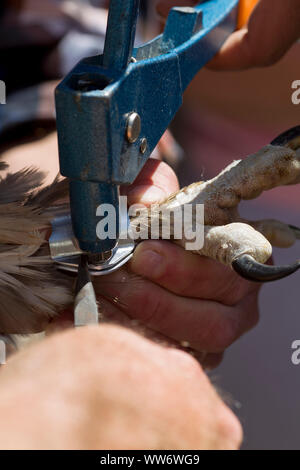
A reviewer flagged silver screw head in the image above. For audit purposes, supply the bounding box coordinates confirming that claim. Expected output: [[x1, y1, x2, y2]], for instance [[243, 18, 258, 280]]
[[126, 112, 141, 143], [140, 138, 147, 154]]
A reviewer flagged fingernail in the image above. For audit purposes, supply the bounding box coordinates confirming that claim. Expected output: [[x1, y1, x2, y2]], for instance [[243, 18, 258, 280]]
[[131, 248, 165, 279]]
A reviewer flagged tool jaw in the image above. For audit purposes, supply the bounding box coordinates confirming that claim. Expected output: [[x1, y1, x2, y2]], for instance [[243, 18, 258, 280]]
[[55, 0, 239, 187], [54, 0, 239, 265], [55, 53, 183, 185], [55, 52, 183, 255], [50, 212, 135, 275]]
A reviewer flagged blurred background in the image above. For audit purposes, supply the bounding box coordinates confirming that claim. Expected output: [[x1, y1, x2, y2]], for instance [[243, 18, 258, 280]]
[[0, 0, 299, 450], [175, 34, 300, 452]]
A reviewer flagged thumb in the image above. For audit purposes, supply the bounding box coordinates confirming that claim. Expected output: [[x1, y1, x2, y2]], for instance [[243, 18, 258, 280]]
[[121, 159, 179, 206]]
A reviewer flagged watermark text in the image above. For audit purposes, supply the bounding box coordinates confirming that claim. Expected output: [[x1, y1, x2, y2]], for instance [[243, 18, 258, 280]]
[[0, 80, 6, 104], [291, 340, 300, 365], [291, 80, 300, 105], [0, 339, 6, 365], [96, 197, 204, 251]]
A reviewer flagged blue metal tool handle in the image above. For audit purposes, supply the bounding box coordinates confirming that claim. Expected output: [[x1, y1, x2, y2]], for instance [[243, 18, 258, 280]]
[[103, 0, 140, 71], [55, 0, 239, 253]]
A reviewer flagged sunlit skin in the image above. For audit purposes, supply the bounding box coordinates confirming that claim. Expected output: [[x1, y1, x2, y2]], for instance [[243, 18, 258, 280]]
[[0, 0, 299, 450], [0, 325, 242, 450]]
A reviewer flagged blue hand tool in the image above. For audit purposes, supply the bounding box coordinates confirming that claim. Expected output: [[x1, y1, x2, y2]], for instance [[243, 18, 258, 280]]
[[54, 0, 239, 271]]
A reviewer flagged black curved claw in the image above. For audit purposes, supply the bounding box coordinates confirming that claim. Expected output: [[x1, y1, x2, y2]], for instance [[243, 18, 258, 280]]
[[232, 255, 300, 283], [271, 126, 300, 148]]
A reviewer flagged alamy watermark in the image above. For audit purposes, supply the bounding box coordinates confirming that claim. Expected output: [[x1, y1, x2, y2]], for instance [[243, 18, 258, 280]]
[[291, 340, 300, 365], [291, 80, 300, 105], [95, 196, 205, 251], [0, 339, 6, 365], [0, 80, 6, 105]]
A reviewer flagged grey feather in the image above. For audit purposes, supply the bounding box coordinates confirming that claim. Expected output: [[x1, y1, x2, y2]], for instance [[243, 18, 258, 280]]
[[0, 167, 45, 204], [0, 166, 73, 334]]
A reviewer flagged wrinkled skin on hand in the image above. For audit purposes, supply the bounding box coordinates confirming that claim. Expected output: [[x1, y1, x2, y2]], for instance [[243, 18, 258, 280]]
[[0, 325, 242, 450], [94, 142, 300, 366], [90, 158, 262, 369], [3, 136, 299, 372], [0, 144, 261, 368]]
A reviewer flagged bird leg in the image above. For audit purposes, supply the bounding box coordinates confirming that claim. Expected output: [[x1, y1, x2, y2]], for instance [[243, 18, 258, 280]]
[[132, 143, 300, 281], [0, 129, 299, 333]]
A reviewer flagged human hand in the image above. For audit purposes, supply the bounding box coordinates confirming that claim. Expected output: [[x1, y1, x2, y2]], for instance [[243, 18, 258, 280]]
[[1, 128, 261, 366], [156, 0, 300, 70], [90, 158, 261, 370], [0, 325, 242, 450]]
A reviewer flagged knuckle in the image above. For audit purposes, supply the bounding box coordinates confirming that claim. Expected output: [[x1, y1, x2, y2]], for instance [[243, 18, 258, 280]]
[[190, 311, 240, 354], [219, 277, 243, 305], [216, 406, 243, 449], [63, 326, 102, 358], [44, 327, 107, 387], [219, 274, 251, 306], [211, 316, 240, 352], [249, 305, 260, 329], [168, 348, 205, 378], [242, 32, 281, 68], [248, 41, 282, 67], [128, 285, 165, 324], [243, 295, 260, 332]]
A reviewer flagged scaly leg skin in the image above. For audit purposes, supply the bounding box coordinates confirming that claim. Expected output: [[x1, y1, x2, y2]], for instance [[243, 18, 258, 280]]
[[132, 144, 300, 278]]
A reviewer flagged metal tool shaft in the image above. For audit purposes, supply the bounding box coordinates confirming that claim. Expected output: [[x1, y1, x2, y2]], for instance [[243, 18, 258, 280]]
[[103, 0, 140, 71]]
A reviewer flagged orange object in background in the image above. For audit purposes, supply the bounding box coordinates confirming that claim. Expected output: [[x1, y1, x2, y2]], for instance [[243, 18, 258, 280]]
[[237, 0, 258, 28]]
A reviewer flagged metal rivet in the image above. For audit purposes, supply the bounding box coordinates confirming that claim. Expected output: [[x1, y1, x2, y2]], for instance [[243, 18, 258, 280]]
[[140, 138, 147, 154], [126, 112, 141, 143]]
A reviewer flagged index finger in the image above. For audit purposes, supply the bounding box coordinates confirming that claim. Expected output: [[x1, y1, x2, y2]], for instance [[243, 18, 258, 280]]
[[130, 240, 259, 306], [93, 266, 259, 354]]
